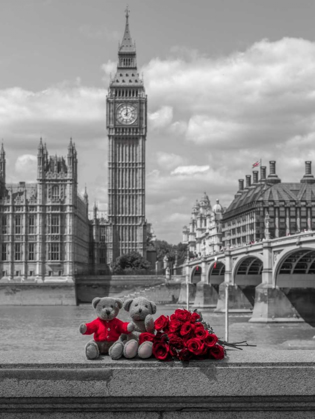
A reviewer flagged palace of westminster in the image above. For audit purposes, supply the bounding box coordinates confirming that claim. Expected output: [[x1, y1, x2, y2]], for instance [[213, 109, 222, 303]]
[[1, 12, 315, 282]]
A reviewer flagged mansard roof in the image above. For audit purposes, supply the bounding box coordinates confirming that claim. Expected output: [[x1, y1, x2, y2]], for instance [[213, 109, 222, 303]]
[[224, 182, 315, 219]]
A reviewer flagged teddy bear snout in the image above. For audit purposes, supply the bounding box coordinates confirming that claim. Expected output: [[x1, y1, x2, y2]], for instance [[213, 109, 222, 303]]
[[105, 309, 111, 315]]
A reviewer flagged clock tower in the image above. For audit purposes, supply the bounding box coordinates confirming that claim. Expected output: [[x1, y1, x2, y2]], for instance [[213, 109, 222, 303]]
[[106, 9, 148, 264]]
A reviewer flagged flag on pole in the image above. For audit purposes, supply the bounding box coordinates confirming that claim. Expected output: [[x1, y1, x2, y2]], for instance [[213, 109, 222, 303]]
[[213, 257, 217, 269], [252, 161, 259, 169]]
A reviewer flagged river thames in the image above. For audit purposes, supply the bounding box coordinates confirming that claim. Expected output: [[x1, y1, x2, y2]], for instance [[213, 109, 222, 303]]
[[1, 305, 315, 361]]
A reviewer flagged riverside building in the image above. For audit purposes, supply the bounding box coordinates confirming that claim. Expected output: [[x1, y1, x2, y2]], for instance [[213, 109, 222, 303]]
[[183, 161, 315, 255]]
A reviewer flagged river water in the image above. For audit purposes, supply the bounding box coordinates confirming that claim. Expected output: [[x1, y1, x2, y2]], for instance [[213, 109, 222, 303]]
[[1, 305, 315, 356]]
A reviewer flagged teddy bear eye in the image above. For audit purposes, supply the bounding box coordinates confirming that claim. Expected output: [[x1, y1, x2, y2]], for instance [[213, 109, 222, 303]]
[[145, 305, 148, 308], [135, 303, 138, 307], [110, 305, 113, 308], [102, 305, 106, 308]]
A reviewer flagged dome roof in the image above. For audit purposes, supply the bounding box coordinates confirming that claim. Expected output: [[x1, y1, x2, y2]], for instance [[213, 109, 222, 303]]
[[199, 192, 211, 208], [213, 199, 223, 214], [192, 200, 200, 213]]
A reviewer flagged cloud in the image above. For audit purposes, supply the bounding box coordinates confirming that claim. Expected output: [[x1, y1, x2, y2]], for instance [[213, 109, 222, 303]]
[[142, 37, 315, 149], [14, 154, 37, 182], [171, 165, 210, 176], [156, 152, 185, 170], [1, 37, 315, 243], [148, 106, 173, 130], [0, 86, 106, 147]]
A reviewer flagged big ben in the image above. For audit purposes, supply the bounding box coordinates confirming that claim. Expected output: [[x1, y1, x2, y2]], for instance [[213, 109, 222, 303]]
[[106, 9, 148, 264]]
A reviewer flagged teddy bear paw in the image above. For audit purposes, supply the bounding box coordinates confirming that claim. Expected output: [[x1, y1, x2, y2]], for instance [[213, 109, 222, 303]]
[[109, 341, 124, 360], [138, 341, 153, 359], [124, 339, 139, 359], [85, 341, 100, 360]]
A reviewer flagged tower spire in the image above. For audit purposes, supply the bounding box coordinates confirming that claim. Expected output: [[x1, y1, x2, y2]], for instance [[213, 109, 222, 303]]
[[119, 6, 135, 53]]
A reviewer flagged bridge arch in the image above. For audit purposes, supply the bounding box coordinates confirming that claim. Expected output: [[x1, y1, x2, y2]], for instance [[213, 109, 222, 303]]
[[232, 254, 264, 286], [207, 260, 225, 287], [190, 265, 202, 284], [273, 246, 315, 288]]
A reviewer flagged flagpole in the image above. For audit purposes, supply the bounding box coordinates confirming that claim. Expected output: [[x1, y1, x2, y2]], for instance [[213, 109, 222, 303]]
[[225, 283, 229, 342], [186, 279, 189, 311]]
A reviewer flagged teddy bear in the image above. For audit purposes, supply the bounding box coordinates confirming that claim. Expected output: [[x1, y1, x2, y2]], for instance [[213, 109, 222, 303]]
[[79, 296, 134, 360], [110, 296, 157, 359]]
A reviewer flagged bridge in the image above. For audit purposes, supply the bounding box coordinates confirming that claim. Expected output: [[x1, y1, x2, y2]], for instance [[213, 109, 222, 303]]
[[176, 231, 315, 324]]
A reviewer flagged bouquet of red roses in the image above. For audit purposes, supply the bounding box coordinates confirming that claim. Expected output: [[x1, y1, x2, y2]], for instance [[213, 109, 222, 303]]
[[139, 308, 224, 362]]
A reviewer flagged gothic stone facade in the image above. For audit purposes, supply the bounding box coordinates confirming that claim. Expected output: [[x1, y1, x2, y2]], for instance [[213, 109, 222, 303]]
[[104, 10, 148, 264], [0, 140, 90, 282]]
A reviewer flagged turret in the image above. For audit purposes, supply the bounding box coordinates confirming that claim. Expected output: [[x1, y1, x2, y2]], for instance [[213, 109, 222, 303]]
[[84, 185, 89, 217], [37, 138, 45, 180], [0, 142, 6, 196]]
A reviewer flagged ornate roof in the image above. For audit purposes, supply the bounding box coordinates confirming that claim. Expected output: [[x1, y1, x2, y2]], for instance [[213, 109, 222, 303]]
[[224, 182, 315, 219], [199, 192, 211, 208], [192, 200, 200, 214], [119, 7, 136, 53]]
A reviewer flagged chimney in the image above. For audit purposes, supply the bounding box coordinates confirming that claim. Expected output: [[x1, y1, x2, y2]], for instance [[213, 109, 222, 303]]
[[245, 175, 251, 188], [260, 166, 267, 181], [301, 161, 315, 184], [267, 160, 281, 184], [238, 179, 244, 191], [253, 171, 259, 184]]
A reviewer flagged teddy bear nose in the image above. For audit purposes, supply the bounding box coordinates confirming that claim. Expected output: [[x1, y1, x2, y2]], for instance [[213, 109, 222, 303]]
[[138, 308, 142, 313], [106, 309, 111, 315]]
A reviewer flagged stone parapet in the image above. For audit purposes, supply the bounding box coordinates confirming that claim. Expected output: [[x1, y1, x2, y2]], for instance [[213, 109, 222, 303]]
[[1, 349, 315, 417]]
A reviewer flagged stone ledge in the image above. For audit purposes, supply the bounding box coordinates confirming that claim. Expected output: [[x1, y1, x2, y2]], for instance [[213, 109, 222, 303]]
[[1, 349, 315, 417]]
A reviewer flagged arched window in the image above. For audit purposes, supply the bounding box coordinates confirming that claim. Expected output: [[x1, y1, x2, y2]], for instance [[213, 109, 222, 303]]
[[52, 185, 59, 201]]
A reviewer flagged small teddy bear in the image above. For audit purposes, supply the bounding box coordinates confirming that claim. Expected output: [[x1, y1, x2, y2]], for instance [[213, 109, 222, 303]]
[[110, 296, 156, 359], [79, 296, 134, 360]]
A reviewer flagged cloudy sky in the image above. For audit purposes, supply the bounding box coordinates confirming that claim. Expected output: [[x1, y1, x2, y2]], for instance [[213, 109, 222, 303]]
[[0, 0, 315, 244]]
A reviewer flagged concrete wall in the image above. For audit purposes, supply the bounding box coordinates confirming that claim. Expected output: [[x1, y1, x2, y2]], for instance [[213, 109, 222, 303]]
[[1, 349, 315, 418], [0, 283, 76, 305], [76, 275, 166, 304]]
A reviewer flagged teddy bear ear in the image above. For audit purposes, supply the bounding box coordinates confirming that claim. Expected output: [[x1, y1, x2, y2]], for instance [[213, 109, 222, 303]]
[[92, 297, 101, 309], [123, 299, 133, 312], [115, 299, 123, 309], [149, 301, 157, 314]]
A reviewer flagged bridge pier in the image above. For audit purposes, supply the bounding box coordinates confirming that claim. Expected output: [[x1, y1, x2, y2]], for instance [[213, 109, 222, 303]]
[[249, 283, 302, 323], [192, 282, 218, 308], [215, 282, 253, 312]]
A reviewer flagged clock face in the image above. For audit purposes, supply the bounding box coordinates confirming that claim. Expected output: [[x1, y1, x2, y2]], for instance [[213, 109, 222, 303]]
[[116, 104, 138, 125]]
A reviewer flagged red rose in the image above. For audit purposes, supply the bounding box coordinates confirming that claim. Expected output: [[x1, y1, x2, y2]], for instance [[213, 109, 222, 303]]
[[152, 341, 170, 361], [209, 344, 225, 360], [186, 338, 205, 356], [169, 319, 182, 333], [139, 332, 155, 346], [190, 312, 201, 323], [154, 315, 169, 331], [194, 323, 208, 340], [204, 333, 218, 348], [180, 321, 194, 337], [177, 347, 193, 361], [168, 335, 184, 357], [153, 332, 168, 343], [173, 309, 191, 322]]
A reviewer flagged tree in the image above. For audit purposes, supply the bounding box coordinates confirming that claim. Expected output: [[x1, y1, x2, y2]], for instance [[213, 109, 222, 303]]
[[154, 240, 189, 263], [111, 251, 151, 275]]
